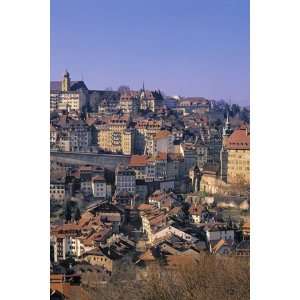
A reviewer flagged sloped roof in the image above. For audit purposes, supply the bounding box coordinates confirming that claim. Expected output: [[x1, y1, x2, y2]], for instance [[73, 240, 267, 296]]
[[153, 130, 172, 140], [226, 126, 250, 150], [129, 155, 148, 167], [50, 81, 88, 92]]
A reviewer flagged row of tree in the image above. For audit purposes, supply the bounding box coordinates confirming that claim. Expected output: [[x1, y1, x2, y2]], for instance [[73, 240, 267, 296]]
[[64, 201, 81, 223]]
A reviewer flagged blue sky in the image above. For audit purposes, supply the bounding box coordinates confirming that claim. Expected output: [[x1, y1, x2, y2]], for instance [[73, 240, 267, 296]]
[[51, 0, 249, 105]]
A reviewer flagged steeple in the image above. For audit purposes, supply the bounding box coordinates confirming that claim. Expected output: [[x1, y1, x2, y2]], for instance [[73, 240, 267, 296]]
[[223, 111, 233, 137], [140, 81, 146, 99], [226, 111, 229, 124], [61, 69, 71, 92]]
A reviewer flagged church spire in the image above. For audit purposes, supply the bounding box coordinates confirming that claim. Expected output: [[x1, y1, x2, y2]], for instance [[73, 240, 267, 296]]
[[223, 110, 233, 137]]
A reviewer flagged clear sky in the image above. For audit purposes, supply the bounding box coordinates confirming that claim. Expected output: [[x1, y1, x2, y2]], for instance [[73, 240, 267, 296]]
[[51, 0, 249, 106]]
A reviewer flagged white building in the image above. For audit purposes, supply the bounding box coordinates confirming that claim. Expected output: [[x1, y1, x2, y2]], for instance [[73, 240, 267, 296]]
[[204, 224, 235, 242], [152, 226, 197, 244], [50, 125, 58, 148], [91, 176, 111, 199], [57, 91, 87, 112], [115, 167, 136, 194], [58, 120, 91, 152], [50, 70, 88, 113], [145, 130, 174, 156], [50, 182, 65, 202], [53, 235, 94, 262]]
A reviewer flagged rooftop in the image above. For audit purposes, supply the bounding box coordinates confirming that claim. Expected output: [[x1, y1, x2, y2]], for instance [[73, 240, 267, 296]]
[[226, 126, 250, 150], [129, 155, 148, 167]]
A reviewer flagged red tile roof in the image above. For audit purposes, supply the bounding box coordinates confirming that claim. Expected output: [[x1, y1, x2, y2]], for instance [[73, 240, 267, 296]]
[[129, 155, 149, 167], [137, 204, 153, 211], [226, 127, 250, 150], [153, 130, 171, 140]]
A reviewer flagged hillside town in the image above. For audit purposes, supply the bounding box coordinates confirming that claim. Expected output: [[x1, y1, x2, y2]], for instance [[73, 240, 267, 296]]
[[50, 71, 250, 299]]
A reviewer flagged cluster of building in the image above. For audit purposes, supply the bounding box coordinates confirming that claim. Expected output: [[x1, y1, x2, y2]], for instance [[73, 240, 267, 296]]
[[51, 190, 250, 296], [50, 71, 250, 299]]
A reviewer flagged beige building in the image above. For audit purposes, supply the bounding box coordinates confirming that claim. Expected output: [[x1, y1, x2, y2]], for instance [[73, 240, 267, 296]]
[[119, 91, 139, 114], [50, 182, 65, 202], [82, 249, 113, 272], [50, 125, 58, 149], [91, 175, 111, 199], [98, 114, 134, 155], [135, 119, 162, 154], [57, 91, 85, 111], [140, 88, 156, 112], [220, 126, 250, 185], [145, 130, 174, 156], [50, 70, 87, 112], [98, 127, 134, 155]]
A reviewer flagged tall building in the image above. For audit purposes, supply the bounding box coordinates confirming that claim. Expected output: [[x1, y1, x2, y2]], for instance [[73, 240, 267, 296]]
[[119, 91, 140, 114], [50, 70, 88, 113], [61, 69, 71, 92], [135, 119, 162, 154], [207, 127, 222, 165], [56, 119, 91, 152], [115, 165, 136, 195], [220, 126, 250, 185], [145, 130, 174, 156], [91, 175, 111, 199], [139, 83, 163, 112], [98, 114, 134, 155], [222, 113, 234, 145]]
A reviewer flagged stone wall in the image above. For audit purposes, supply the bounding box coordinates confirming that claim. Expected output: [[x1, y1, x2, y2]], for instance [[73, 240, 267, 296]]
[[50, 151, 131, 171]]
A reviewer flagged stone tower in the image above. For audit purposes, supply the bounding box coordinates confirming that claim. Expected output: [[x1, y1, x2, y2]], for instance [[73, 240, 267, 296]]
[[220, 112, 232, 182], [61, 70, 71, 92]]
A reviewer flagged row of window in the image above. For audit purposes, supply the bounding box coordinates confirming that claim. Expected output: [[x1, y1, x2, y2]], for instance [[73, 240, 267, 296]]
[[50, 190, 64, 193]]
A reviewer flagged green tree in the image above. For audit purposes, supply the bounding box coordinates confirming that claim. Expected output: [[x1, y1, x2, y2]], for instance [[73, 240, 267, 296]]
[[64, 201, 72, 223], [74, 207, 81, 222], [231, 103, 240, 116]]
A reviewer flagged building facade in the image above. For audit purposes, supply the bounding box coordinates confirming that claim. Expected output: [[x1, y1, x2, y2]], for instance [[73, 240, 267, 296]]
[[98, 115, 134, 155], [145, 130, 173, 156], [50, 181, 65, 202], [220, 126, 250, 185], [119, 91, 140, 114], [135, 119, 162, 154], [50, 70, 88, 113], [92, 175, 109, 199], [57, 120, 91, 152], [115, 166, 136, 195]]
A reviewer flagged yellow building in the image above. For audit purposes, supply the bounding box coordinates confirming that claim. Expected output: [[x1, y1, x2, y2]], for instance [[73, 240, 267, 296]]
[[220, 126, 250, 185], [51, 70, 87, 112], [98, 114, 134, 155], [120, 91, 139, 114], [57, 91, 83, 111], [61, 70, 71, 92], [135, 119, 162, 154], [83, 249, 113, 272]]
